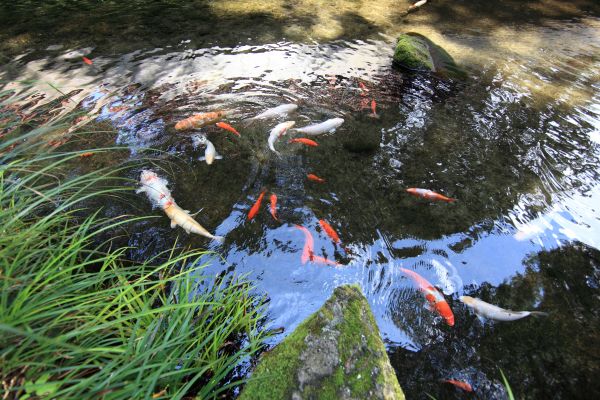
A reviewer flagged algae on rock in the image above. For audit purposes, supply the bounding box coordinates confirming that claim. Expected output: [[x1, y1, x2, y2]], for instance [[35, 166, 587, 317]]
[[239, 285, 405, 400], [393, 32, 466, 80]]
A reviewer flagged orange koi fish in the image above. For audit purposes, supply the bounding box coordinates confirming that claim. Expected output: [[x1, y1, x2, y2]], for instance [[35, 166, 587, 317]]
[[294, 225, 314, 264], [441, 379, 473, 392], [289, 138, 318, 147], [215, 122, 240, 137], [79, 152, 94, 158], [307, 174, 325, 183], [369, 99, 379, 118], [358, 81, 369, 96], [312, 255, 342, 267], [175, 111, 226, 131], [82, 57, 93, 65], [270, 193, 278, 221], [319, 219, 340, 244], [247, 189, 267, 220], [400, 267, 455, 326], [406, 188, 456, 203]]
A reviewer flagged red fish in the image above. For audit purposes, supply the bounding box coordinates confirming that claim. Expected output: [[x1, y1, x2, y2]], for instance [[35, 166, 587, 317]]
[[270, 193, 278, 221], [312, 255, 342, 267], [82, 56, 93, 65], [289, 138, 318, 147], [319, 219, 340, 244], [406, 188, 456, 203], [294, 225, 314, 264], [215, 122, 241, 137], [358, 81, 369, 96], [441, 379, 473, 392], [79, 152, 94, 158], [307, 174, 325, 183], [369, 99, 379, 118], [247, 189, 267, 220], [400, 267, 455, 326]]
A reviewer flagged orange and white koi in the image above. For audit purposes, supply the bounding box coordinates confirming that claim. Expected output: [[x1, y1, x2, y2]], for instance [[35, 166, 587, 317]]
[[400, 267, 455, 326], [294, 225, 314, 264], [79, 152, 94, 158], [307, 174, 325, 183], [270, 193, 278, 221], [175, 111, 226, 130], [215, 122, 241, 137], [441, 379, 473, 392], [358, 81, 369, 96], [319, 219, 340, 244], [406, 188, 456, 203], [248, 189, 267, 220], [288, 138, 318, 147], [82, 56, 93, 65], [268, 121, 295, 155]]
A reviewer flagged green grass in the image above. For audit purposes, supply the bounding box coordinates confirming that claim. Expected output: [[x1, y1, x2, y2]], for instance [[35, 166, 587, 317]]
[[0, 89, 269, 399]]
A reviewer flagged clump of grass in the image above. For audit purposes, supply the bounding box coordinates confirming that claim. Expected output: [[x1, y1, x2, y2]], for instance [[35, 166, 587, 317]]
[[0, 91, 269, 399]]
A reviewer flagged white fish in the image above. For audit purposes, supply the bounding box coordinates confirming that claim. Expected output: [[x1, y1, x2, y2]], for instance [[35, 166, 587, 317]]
[[293, 118, 344, 135], [192, 134, 222, 165], [460, 296, 548, 321], [268, 121, 295, 155], [136, 170, 174, 208], [250, 104, 298, 120]]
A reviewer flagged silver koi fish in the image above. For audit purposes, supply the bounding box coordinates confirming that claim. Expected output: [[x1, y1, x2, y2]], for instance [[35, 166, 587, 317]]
[[250, 104, 298, 120], [268, 121, 295, 155], [293, 117, 344, 135], [460, 296, 548, 321]]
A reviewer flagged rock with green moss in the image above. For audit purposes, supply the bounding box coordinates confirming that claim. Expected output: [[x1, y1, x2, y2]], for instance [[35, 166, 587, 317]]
[[239, 285, 405, 400], [393, 32, 466, 79]]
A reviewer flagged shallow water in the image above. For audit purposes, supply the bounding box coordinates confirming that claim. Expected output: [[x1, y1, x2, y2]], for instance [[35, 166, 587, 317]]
[[2, 1, 600, 398]]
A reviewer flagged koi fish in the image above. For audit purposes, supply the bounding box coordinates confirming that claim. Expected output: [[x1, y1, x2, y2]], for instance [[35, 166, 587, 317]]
[[319, 219, 340, 244], [175, 111, 226, 130], [216, 122, 240, 137], [192, 134, 222, 165], [307, 174, 325, 183], [294, 225, 314, 264], [82, 56, 93, 65], [312, 255, 342, 267], [268, 121, 295, 155], [248, 189, 267, 220], [293, 118, 344, 135], [441, 379, 473, 392], [270, 193, 278, 221], [408, 0, 427, 12], [288, 138, 318, 147], [460, 296, 549, 321], [358, 81, 369, 96], [400, 267, 455, 326], [250, 104, 298, 120], [79, 152, 94, 158], [369, 99, 379, 118], [406, 188, 456, 203], [137, 170, 223, 242]]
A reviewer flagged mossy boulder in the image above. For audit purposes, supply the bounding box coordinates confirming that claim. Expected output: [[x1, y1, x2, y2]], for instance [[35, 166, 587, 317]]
[[239, 285, 404, 400], [393, 32, 466, 79]]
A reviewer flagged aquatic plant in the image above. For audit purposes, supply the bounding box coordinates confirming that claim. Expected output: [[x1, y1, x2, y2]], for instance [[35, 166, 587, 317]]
[[0, 92, 268, 399]]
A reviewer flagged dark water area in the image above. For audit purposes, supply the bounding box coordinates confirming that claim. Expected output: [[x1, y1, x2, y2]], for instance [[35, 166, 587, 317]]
[[2, 1, 600, 398]]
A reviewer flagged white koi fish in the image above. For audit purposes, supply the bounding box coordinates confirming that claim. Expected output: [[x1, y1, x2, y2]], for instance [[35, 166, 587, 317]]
[[293, 118, 344, 135], [460, 296, 548, 321], [268, 121, 295, 155], [192, 134, 222, 165], [250, 104, 298, 120], [137, 170, 224, 243]]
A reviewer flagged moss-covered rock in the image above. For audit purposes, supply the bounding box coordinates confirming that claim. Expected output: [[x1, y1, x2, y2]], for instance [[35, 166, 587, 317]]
[[239, 285, 404, 400], [393, 33, 466, 79]]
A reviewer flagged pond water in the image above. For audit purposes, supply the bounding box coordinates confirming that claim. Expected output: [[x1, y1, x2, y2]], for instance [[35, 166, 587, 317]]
[[2, 1, 600, 398]]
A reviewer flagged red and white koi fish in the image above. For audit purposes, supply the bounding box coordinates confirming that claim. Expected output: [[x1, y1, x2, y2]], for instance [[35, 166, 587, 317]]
[[175, 111, 226, 130], [82, 56, 93, 65], [270, 193, 278, 221], [312, 255, 342, 267], [248, 189, 267, 220], [268, 121, 295, 155], [358, 81, 369, 96], [441, 379, 473, 392], [216, 122, 240, 137], [289, 138, 318, 147], [460, 296, 549, 321], [294, 225, 314, 264], [307, 173, 325, 183], [400, 267, 455, 326], [406, 188, 456, 203], [319, 219, 340, 244]]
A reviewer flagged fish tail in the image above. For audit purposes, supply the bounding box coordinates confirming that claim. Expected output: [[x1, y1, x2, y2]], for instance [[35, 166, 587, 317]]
[[530, 311, 549, 317], [212, 235, 225, 244], [368, 113, 380, 119]]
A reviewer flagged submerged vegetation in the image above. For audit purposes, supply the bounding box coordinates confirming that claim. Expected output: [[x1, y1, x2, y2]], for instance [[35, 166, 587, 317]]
[[0, 90, 269, 399]]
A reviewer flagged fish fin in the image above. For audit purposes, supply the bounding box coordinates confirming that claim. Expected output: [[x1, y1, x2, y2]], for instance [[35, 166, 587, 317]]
[[198, 156, 206, 162], [184, 210, 191, 214], [135, 188, 144, 194], [368, 113, 380, 119], [212, 235, 225, 244], [447, 198, 457, 203], [215, 154, 223, 160], [170, 221, 177, 229], [530, 311, 549, 317]]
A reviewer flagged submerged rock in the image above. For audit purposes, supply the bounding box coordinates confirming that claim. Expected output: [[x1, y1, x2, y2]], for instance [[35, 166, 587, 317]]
[[239, 285, 405, 400], [393, 33, 466, 79]]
